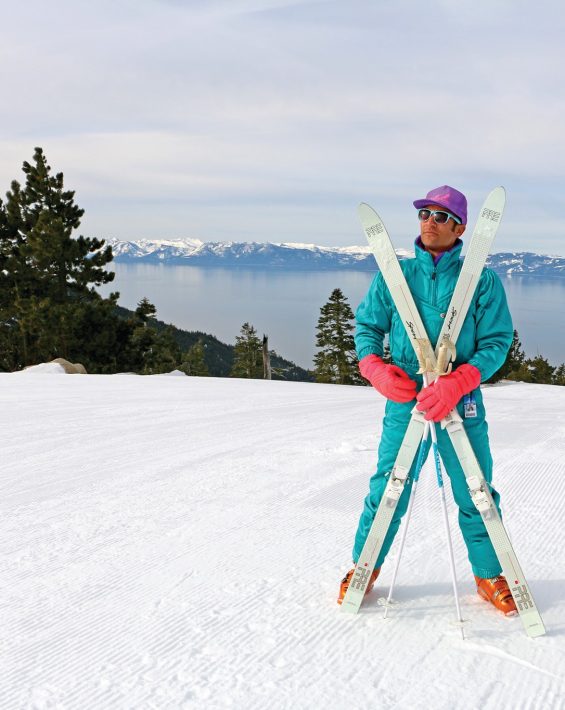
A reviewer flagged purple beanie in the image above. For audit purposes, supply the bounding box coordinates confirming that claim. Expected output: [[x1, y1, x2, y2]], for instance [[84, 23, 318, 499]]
[[413, 185, 467, 224]]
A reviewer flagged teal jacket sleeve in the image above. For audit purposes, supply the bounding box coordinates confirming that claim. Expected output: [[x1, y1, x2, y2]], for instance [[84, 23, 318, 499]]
[[467, 269, 513, 381], [354, 272, 393, 360]]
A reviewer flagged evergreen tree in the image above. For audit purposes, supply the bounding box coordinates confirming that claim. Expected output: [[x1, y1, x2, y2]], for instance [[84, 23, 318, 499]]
[[230, 322, 263, 378], [509, 355, 555, 384], [313, 288, 363, 385], [150, 326, 182, 374], [527, 355, 555, 384], [65, 298, 136, 374], [128, 299, 182, 374], [180, 339, 210, 376], [553, 363, 565, 386], [0, 147, 117, 369], [487, 329, 526, 383], [135, 297, 157, 324]]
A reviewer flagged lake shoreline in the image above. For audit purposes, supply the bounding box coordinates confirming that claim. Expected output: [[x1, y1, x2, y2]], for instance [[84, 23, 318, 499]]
[[102, 265, 565, 370]]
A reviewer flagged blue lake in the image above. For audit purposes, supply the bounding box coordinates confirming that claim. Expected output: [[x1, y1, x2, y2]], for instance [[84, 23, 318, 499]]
[[102, 264, 565, 370]]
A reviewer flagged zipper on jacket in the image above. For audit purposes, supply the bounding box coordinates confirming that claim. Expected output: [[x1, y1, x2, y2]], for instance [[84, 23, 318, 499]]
[[431, 268, 437, 305]]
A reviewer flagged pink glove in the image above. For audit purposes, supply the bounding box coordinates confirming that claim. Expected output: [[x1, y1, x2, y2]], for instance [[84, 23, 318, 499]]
[[416, 364, 481, 422], [359, 354, 417, 404]]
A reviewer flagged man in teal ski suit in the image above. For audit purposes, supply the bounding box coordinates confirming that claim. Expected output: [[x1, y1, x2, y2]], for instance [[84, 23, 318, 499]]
[[338, 185, 517, 615]]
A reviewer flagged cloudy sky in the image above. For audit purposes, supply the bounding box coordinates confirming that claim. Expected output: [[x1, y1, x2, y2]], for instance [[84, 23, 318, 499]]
[[1, 0, 564, 252]]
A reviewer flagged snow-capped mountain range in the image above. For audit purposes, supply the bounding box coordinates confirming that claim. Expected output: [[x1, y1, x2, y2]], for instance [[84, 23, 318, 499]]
[[106, 238, 565, 277]]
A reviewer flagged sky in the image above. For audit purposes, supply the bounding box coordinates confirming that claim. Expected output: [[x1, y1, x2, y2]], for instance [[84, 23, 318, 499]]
[[1, 0, 564, 253]]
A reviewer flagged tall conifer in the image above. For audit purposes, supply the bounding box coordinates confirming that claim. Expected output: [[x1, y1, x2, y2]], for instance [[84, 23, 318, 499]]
[[488, 329, 526, 383], [181, 339, 210, 377], [231, 322, 263, 378], [313, 288, 362, 385], [0, 147, 116, 368]]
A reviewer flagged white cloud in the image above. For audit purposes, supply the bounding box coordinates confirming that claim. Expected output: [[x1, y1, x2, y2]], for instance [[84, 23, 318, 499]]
[[0, 0, 564, 251]]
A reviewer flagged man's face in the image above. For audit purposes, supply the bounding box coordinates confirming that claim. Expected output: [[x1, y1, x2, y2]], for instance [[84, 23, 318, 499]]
[[419, 203, 466, 257]]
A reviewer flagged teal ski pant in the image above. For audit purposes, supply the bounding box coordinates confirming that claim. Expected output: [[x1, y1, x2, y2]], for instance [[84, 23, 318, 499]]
[[353, 395, 503, 579]]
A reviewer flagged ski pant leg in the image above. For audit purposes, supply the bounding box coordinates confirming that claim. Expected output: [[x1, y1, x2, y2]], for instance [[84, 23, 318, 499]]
[[353, 399, 425, 570], [435, 392, 503, 579]]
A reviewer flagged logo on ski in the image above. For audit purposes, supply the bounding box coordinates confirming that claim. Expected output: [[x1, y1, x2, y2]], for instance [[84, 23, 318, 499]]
[[406, 321, 417, 339], [351, 567, 373, 591], [365, 222, 384, 237], [512, 584, 534, 610], [481, 207, 501, 223], [446, 307, 457, 332]]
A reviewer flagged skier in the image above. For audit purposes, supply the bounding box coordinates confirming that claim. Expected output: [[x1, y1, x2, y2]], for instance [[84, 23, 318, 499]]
[[338, 185, 517, 615]]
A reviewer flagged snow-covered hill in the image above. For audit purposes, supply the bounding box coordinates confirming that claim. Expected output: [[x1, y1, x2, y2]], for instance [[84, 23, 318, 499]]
[[105, 237, 565, 276], [1, 372, 564, 708], [106, 238, 414, 271]]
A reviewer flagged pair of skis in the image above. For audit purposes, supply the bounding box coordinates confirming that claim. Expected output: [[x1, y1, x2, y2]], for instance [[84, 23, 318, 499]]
[[340, 188, 545, 639]]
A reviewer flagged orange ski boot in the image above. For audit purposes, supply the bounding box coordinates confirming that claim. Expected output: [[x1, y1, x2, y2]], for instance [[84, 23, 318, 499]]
[[474, 575, 518, 616], [337, 566, 380, 605]]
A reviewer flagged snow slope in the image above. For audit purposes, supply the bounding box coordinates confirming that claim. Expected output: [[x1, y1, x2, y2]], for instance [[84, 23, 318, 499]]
[[1, 374, 564, 709]]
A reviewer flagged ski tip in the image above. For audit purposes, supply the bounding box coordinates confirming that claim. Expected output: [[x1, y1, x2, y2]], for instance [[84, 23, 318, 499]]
[[478, 186, 506, 218], [357, 202, 374, 216], [487, 185, 506, 203], [357, 202, 381, 223]]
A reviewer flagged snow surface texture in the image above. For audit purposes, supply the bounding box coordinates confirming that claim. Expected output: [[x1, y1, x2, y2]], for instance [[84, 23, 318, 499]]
[[1, 373, 564, 709]]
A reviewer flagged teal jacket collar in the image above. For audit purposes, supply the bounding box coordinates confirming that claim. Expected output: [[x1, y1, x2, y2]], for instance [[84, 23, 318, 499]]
[[414, 237, 463, 275]]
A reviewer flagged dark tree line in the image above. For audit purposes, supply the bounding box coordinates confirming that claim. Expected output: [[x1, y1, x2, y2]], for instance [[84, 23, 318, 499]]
[[487, 330, 565, 386], [0, 149, 306, 379], [3, 148, 562, 384]]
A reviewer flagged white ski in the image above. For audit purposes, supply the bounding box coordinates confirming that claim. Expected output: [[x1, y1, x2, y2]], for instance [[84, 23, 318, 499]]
[[441, 409, 546, 637], [342, 189, 503, 615], [342, 189, 546, 638]]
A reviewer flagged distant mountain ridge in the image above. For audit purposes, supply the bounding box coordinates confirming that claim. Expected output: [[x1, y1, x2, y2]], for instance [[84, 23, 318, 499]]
[[106, 238, 565, 277]]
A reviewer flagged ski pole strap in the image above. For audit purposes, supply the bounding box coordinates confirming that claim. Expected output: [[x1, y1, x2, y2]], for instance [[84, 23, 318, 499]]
[[412, 421, 430, 484], [432, 441, 443, 487]]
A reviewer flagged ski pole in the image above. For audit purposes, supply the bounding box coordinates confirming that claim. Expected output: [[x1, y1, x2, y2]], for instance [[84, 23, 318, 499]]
[[383, 420, 430, 619], [425, 375, 464, 638]]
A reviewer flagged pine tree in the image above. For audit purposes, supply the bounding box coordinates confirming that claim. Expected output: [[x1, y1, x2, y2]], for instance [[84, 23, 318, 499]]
[[135, 297, 157, 324], [150, 326, 182, 374], [527, 355, 555, 384], [509, 355, 555, 384], [127, 299, 182, 374], [313, 288, 363, 385], [180, 339, 209, 376], [488, 329, 525, 383], [65, 298, 136, 374], [553, 363, 565, 386], [230, 322, 263, 378], [0, 147, 116, 369]]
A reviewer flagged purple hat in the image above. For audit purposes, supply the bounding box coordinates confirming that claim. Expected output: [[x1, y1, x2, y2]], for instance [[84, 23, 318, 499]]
[[413, 185, 467, 225]]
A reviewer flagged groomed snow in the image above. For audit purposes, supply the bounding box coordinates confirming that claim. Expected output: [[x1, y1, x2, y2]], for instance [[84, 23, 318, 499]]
[[1, 373, 564, 709]]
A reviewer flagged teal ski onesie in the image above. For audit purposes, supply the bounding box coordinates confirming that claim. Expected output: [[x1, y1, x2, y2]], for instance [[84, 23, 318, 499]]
[[354, 239, 513, 578]]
